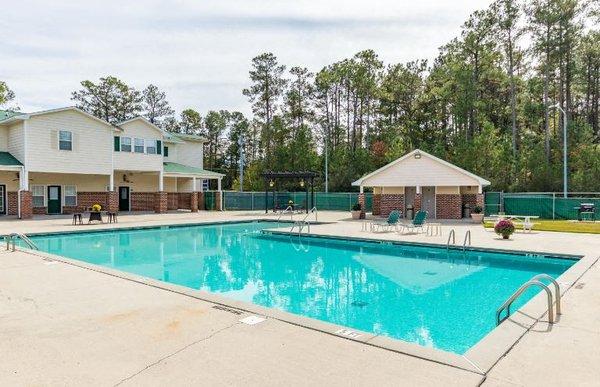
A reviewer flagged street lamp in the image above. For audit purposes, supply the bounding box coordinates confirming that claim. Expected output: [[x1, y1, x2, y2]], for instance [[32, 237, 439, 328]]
[[550, 103, 568, 198]]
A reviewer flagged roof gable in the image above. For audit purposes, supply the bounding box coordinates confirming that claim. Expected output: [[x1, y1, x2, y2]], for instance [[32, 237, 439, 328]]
[[353, 149, 490, 187]]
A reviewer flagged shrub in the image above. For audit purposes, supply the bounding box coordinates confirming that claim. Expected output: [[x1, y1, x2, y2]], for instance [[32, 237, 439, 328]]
[[494, 219, 515, 237], [472, 205, 483, 214], [352, 202, 362, 211]]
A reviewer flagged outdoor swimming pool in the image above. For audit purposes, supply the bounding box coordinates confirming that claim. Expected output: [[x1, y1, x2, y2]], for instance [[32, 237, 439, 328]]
[[26, 221, 576, 354]]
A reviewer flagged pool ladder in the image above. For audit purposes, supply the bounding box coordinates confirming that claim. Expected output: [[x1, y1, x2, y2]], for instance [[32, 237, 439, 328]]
[[5, 233, 39, 251], [290, 207, 318, 235], [496, 274, 561, 325], [277, 206, 294, 222], [446, 229, 471, 251]]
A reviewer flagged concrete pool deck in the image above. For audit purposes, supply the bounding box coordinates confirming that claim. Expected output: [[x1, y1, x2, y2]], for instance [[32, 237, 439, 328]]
[[1, 211, 599, 385]]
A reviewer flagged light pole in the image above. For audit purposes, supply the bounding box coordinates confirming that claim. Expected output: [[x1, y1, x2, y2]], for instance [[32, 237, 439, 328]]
[[550, 103, 568, 198], [238, 135, 244, 192]]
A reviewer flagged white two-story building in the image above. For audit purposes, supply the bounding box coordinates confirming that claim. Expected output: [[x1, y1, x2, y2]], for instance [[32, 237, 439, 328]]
[[0, 107, 223, 218]]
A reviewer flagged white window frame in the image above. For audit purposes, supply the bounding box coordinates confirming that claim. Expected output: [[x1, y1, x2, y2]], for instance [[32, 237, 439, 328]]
[[32, 185, 45, 208], [64, 185, 77, 207], [146, 139, 157, 155], [121, 136, 132, 152], [134, 138, 145, 153], [58, 130, 73, 151]]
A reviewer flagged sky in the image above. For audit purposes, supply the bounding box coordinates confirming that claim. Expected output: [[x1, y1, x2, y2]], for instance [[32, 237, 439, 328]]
[[1, 0, 493, 116]]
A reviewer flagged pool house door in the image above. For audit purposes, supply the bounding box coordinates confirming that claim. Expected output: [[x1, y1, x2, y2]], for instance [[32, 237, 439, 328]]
[[47, 185, 61, 214], [422, 186, 436, 218]]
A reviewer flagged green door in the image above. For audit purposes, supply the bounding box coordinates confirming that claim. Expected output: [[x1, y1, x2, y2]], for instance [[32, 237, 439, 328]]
[[119, 187, 130, 211], [47, 186, 61, 214]]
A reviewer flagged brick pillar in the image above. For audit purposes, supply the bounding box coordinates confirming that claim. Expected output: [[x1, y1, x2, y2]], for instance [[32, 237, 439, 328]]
[[19, 191, 33, 219], [358, 193, 366, 219], [476, 193, 484, 208], [190, 192, 198, 212], [197, 192, 205, 210], [414, 194, 422, 213], [215, 192, 222, 211], [107, 191, 119, 212], [154, 192, 168, 213], [372, 194, 381, 216]]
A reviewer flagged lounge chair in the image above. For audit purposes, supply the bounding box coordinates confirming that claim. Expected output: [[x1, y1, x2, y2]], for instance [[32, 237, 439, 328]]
[[371, 210, 401, 232], [398, 210, 428, 234]]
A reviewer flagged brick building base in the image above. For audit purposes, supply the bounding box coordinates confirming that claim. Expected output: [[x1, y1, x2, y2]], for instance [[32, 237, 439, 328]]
[[372, 194, 381, 215], [19, 191, 33, 219], [436, 194, 462, 219], [107, 191, 118, 212], [155, 192, 168, 213], [191, 192, 198, 212], [7, 192, 18, 215], [379, 194, 405, 217], [357, 193, 366, 219], [131, 192, 156, 211], [198, 192, 205, 210]]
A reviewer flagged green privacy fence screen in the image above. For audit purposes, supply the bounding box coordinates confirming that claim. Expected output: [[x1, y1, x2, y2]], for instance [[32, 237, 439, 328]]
[[223, 191, 373, 212], [484, 192, 600, 220]]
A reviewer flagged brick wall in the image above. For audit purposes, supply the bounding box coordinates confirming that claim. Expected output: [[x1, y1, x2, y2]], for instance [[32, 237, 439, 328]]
[[178, 193, 191, 210], [461, 194, 478, 208], [155, 192, 168, 213], [20, 191, 33, 219], [190, 192, 198, 212], [107, 191, 118, 212], [357, 193, 366, 219], [167, 193, 178, 210], [131, 192, 156, 211], [379, 194, 405, 217], [436, 194, 462, 219], [414, 194, 422, 213], [8, 192, 18, 215], [372, 194, 381, 215]]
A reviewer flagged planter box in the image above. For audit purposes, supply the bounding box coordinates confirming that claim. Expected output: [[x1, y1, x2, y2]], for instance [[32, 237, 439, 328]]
[[351, 210, 362, 220], [471, 213, 484, 223]]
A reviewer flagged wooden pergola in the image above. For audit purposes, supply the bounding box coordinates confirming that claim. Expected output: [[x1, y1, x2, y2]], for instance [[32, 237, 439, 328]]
[[262, 171, 318, 213]]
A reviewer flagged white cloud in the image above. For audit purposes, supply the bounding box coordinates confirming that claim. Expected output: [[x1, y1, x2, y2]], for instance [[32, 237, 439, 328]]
[[0, 0, 492, 115]]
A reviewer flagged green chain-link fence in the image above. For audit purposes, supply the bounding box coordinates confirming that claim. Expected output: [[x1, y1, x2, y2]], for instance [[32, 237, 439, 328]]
[[485, 192, 600, 220], [223, 191, 372, 212]]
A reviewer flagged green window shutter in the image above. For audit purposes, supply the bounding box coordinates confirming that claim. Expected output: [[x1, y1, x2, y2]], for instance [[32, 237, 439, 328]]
[[157, 140, 162, 155], [164, 145, 169, 157], [114, 136, 120, 151]]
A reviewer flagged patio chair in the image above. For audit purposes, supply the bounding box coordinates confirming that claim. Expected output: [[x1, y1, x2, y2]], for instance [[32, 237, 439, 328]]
[[371, 210, 401, 232], [398, 210, 428, 234]]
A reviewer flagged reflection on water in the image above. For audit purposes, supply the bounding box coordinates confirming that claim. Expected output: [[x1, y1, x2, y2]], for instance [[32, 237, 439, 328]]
[[30, 221, 574, 354]]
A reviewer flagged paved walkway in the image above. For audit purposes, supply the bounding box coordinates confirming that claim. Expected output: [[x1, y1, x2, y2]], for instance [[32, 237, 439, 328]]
[[1, 211, 599, 385]]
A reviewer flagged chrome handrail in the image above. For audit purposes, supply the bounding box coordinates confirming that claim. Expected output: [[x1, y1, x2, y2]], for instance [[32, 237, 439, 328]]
[[446, 229, 455, 250], [290, 220, 311, 235], [462, 230, 471, 251], [531, 274, 561, 315], [496, 280, 554, 325], [6, 232, 39, 251], [277, 206, 294, 222], [300, 206, 318, 223]]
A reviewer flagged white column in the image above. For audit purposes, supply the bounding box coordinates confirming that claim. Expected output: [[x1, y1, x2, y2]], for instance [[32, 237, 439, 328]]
[[478, 185, 483, 194], [192, 177, 197, 191], [217, 177, 222, 191], [21, 168, 29, 191], [159, 171, 164, 191], [416, 186, 421, 194], [359, 185, 364, 193], [109, 173, 114, 191]]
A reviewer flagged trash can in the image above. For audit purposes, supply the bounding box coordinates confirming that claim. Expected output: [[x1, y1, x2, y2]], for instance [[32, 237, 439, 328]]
[[406, 205, 414, 220], [463, 203, 471, 218]]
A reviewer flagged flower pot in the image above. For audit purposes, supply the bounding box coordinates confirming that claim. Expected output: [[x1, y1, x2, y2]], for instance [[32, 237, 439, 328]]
[[471, 213, 484, 223], [351, 210, 362, 220], [502, 234, 510, 240]]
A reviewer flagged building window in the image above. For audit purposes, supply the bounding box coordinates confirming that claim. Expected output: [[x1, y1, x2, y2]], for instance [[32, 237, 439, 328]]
[[134, 138, 145, 153], [146, 139, 157, 154], [164, 146, 169, 157], [64, 185, 77, 206], [121, 137, 132, 152], [32, 185, 45, 207], [59, 130, 72, 151]]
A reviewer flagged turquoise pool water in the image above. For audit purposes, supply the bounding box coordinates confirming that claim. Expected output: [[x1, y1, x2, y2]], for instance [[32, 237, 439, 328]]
[[26, 221, 575, 354]]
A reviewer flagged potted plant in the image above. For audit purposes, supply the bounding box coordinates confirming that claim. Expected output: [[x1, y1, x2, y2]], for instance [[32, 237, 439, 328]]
[[91, 204, 102, 212], [494, 219, 515, 239], [471, 205, 484, 223], [351, 203, 362, 220]]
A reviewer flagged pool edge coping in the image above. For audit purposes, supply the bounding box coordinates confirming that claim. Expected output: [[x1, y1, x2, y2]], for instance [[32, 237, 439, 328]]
[[11, 220, 598, 377]]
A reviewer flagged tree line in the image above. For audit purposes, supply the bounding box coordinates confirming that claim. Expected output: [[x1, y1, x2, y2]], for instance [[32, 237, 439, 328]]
[[1, 0, 599, 192]]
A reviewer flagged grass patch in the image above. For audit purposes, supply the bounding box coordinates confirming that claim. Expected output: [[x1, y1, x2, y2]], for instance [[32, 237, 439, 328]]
[[483, 219, 600, 234]]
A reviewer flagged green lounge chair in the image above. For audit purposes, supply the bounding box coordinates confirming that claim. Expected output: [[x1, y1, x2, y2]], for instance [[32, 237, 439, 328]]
[[399, 210, 428, 234], [371, 210, 401, 232]]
